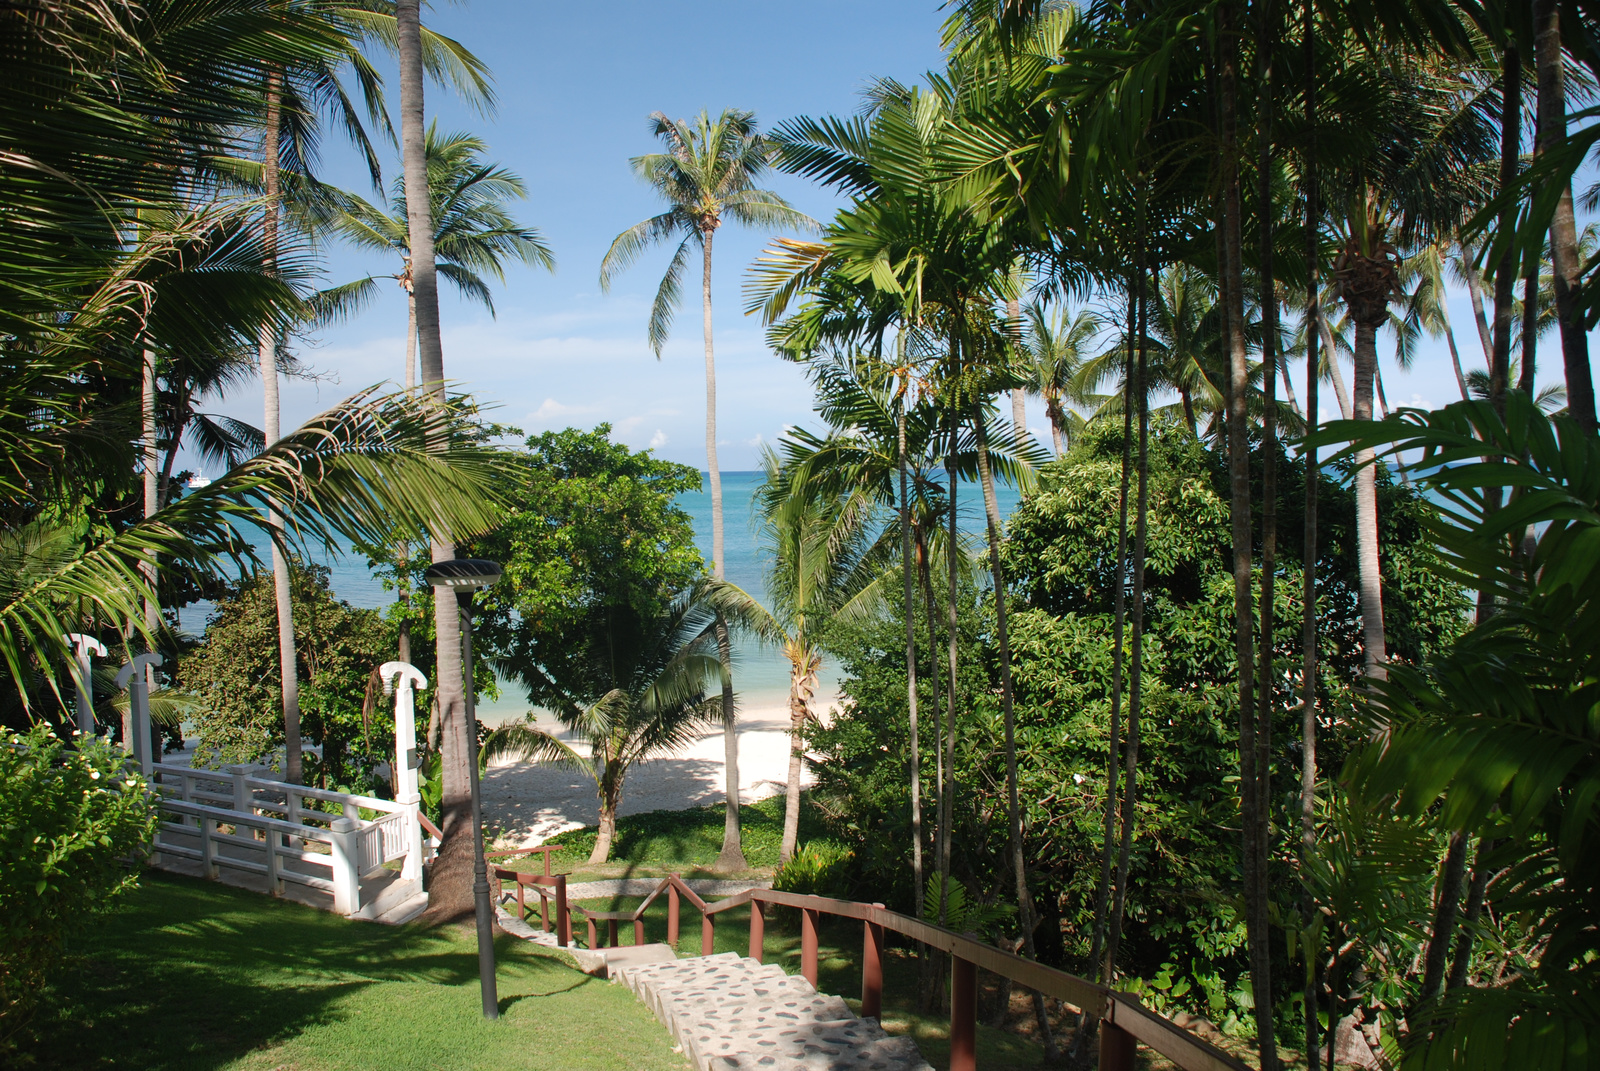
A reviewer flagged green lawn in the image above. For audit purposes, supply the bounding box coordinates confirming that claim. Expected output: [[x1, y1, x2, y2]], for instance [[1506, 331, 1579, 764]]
[[22, 872, 688, 1071], [530, 795, 837, 880]]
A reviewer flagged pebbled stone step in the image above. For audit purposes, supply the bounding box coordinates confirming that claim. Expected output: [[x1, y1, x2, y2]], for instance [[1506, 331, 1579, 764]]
[[611, 952, 933, 1071]]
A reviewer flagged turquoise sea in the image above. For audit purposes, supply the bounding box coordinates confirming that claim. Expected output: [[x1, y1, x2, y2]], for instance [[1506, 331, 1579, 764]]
[[179, 471, 1023, 718]]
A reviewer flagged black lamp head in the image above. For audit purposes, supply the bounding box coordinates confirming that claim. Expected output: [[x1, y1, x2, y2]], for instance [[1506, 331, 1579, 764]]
[[424, 558, 503, 593]]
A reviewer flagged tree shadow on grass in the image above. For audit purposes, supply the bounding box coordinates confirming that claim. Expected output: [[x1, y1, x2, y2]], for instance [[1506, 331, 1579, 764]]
[[21, 871, 591, 1071]]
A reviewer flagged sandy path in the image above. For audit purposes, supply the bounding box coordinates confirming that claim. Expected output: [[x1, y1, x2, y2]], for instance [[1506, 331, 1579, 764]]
[[481, 702, 832, 848]]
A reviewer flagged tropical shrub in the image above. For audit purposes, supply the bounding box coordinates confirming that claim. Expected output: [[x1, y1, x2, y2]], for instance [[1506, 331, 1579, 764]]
[[0, 727, 157, 1046]]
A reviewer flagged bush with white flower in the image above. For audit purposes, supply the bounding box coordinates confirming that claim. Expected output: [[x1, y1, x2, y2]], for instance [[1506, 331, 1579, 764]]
[[1, 725, 157, 1046]]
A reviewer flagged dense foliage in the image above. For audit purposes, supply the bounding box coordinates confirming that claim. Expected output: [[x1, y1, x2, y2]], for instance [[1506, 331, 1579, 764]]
[[807, 425, 1469, 1034], [179, 562, 396, 792], [0, 726, 157, 1047]]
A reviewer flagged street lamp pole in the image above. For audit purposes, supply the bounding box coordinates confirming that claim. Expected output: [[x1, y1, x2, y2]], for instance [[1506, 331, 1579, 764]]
[[424, 558, 503, 1021]]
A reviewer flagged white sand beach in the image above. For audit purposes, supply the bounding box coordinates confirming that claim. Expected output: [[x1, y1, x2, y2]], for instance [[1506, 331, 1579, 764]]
[[481, 700, 835, 848]]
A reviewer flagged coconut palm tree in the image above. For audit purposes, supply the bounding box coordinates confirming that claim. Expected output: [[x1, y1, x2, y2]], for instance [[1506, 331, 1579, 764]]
[[1019, 302, 1099, 453], [332, 123, 553, 387], [484, 583, 734, 865], [754, 444, 897, 864], [600, 108, 813, 870]]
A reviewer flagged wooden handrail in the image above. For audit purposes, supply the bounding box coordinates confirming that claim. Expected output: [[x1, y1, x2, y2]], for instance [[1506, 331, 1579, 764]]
[[418, 813, 443, 841]]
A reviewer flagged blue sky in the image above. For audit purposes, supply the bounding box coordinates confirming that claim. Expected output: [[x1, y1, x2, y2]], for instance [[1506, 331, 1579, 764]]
[[201, 0, 1584, 475]]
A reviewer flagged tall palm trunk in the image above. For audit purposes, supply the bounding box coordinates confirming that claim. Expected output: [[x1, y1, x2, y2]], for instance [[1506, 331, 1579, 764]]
[[941, 423, 960, 928], [779, 642, 816, 864], [404, 288, 417, 389], [916, 525, 945, 892], [973, 402, 1057, 1062], [1253, 20, 1281, 1061], [1315, 310, 1354, 419], [1220, 13, 1277, 1064], [1106, 250, 1150, 981], [1071, 274, 1136, 1067], [259, 69, 303, 786], [900, 403, 923, 916], [700, 226, 745, 871], [1300, 6, 1322, 1063], [398, 0, 470, 921], [1533, 0, 1596, 432], [140, 345, 159, 744], [1349, 317, 1386, 677]]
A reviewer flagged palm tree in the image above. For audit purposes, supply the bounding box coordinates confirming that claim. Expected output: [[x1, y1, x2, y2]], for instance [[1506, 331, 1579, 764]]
[[1019, 302, 1099, 453], [754, 445, 895, 864], [333, 122, 553, 388], [394, 0, 500, 924], [485, 584, 732, 864], [600, 108, 813, 870]]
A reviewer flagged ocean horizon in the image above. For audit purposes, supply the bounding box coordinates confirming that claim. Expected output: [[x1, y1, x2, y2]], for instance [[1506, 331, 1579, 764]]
[[178, 469, 1024, 721]]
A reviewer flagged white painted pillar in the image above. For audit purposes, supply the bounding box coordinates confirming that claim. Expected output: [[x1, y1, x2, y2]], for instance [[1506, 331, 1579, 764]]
[[64, 633, 107, 735], [114, 652, 163, 775], [380, 661, 428, 882], [328, 816, 360, 915]]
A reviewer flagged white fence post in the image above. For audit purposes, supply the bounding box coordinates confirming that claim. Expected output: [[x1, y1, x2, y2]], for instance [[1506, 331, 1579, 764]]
[[201, 816, 218, 878], [381, 661, 428, 883], [329, 816, 360, 916], [114, 653, 162, 775], [227, 764, 253, 813]]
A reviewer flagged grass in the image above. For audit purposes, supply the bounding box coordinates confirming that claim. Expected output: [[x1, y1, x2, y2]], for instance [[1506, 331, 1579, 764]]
[[20, 872, 687, 1071], [523, 796, 840, 884]]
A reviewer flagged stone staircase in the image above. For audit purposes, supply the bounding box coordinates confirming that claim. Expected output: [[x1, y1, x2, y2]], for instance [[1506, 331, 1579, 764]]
[[612, 951, 934, 1071]]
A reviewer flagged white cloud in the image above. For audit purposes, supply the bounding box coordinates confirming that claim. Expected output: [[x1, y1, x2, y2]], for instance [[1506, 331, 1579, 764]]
[[531, 397, 596, 421], [746, 433, 765, 448], [649, 430, 668, 449]]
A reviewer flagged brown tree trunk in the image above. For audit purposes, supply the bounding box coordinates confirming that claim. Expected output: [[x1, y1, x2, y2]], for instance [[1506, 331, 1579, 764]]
[[1300, 5, 1322, 1063], [399, 0, 470, 923], [1490, 47, 1521, 415], [900, 403, 924, 916], [590, 796, 618, 865], [1417, 831, 1469, 1010], [1350, 318, 1387, 677], [1534, 0, 1596, 431], [715, 619, 747, 871], [1220, 11, 1277, 1063], [259, 68, 302, 786]]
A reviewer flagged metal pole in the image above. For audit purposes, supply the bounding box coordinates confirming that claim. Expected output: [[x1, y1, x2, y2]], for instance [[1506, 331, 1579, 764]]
[[458, 591, 499, 1020]]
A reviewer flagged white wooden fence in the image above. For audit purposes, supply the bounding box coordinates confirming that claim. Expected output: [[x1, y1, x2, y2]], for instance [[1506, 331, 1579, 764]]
[[148, 762, 430, 920]]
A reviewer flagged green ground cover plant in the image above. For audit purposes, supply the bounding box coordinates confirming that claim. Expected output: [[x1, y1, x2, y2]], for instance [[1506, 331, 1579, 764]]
[[18, 872, 685, 1071]]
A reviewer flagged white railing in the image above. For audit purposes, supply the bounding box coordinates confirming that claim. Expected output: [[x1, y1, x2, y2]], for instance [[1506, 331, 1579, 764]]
[[148, 761, 424, 920]]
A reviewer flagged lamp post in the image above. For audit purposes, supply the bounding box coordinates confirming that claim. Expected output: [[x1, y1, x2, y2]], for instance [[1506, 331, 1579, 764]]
[[424, 557, 503, 1020]]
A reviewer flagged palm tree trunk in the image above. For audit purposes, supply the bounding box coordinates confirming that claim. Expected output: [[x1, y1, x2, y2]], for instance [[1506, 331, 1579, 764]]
[[1448, 838, 1494, 990], [1011, 389, 1026, 438], [1534, 0, 1597, 431], [1071, 273, 1136, 1066], [1417, 831, 1469, 1009], [1350, 319, 1387, 678], [1045, 395, 1066, 455], [1462, 251, 1494, 365], [916, 526, 944, 884], [398, 0, 470, 922], [715, 619, 747, 870], [1316, 310, 1354, 419], [404, 290, 417, 390], [941, 421, 961, 929], [1301, 8, 1322, 1062], [1490, 46, 1521, 415], [1106, 248, 1150, 982], [591, 794, 619, 865], [973, 404, 1057, 1062], [900, 403, 924, 918], [140, 345, 159, 744], [779, 651, 810, 865], [1444, 312, 1471, 401], [259, 68, 303, 787], [700, 227, 743, 870], [1220, 13, 1277, 1063]]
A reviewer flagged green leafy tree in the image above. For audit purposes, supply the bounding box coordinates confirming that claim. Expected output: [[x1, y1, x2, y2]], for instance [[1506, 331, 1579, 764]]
[[179, 561, 395, 792]]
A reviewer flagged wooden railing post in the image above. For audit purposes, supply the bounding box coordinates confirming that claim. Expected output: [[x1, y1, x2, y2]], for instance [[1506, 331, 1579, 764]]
[[861, 916, 884, 1020], [555, 875, 569, 947], [586, 916, 599, 950], [607, 919, 619, 948], [515, 880, 526, 924], [634, 918, 645, 946], [540, 887, 551, 933], [950, 954, 977, 1071], [748, 899, 765, 963], [801, 908, 820, 987], [1099, 1019, 1136, 1071], [668, 884, 680, 947], [701, 911, 715, 956]]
